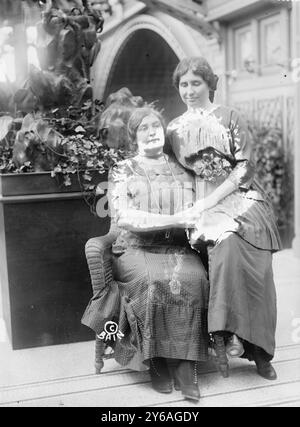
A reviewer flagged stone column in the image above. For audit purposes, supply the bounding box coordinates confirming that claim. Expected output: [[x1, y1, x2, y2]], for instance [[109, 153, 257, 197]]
[[292, 2, 300, 257]]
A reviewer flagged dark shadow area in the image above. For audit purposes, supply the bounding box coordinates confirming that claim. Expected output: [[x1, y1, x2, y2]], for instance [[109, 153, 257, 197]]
[[104, 29, 185, 122]]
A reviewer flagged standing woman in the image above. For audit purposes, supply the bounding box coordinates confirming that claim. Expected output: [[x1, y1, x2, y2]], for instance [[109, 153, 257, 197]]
[[167, 57, 282, 380]]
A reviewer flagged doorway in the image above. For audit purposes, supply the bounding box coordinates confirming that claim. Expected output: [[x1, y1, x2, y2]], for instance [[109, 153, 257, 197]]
[[104, 29, 185, 122]]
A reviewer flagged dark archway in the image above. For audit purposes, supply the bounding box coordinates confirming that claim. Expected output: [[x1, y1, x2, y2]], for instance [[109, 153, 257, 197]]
[[104, 29, 185, 122]]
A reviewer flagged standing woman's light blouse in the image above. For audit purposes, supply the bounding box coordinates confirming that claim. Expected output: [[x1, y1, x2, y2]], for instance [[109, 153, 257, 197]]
[[167, 105, 256, 191]]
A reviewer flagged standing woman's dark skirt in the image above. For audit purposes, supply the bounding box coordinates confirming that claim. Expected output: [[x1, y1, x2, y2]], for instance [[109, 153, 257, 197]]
[[207, 233, 277, 360], [187, 179, 282, 361]]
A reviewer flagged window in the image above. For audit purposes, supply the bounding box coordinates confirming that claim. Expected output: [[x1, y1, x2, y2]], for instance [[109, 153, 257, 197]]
[[234, 25, 254, 71], [260, 15, 282, 67], [230, 9, 290, 78]]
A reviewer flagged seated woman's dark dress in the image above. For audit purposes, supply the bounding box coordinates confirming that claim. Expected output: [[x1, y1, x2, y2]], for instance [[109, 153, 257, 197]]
[[107, 155, 209, 370]]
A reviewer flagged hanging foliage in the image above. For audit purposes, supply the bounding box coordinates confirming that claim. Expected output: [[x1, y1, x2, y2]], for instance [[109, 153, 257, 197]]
[[250, 121, 294, 246]]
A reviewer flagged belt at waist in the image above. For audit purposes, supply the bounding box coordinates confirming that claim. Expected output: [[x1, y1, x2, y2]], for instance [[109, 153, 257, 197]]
[[141, 228, 187, 244], [112, 229, 189, 255]]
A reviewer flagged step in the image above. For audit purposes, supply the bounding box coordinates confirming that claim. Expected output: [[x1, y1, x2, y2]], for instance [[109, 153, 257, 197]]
[[2, 346, 300, 407], [154, 380, 300, 408]]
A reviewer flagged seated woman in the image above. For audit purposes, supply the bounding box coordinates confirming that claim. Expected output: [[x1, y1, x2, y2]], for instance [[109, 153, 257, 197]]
[[84, 106, 209, 402]]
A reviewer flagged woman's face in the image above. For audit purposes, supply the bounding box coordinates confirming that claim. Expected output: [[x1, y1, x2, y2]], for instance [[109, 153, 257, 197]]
[[136, 114, 165, 157], [178, 70, 210, 108]]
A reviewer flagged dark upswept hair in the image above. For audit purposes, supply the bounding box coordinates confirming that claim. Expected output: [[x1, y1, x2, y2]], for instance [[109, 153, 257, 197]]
[[127, 106, 166, 148], [173, 56, 219, 93]]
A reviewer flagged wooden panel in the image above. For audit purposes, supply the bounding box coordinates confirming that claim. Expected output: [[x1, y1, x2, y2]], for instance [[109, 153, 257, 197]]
[[233, 95, 294, 154], [256, 96, 284, 128], [1, 196, 110, 349]]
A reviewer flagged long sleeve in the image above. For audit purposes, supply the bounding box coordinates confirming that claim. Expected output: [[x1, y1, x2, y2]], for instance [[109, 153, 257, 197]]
[[227, 109, 256, 190], [107, 161, 132, 223]]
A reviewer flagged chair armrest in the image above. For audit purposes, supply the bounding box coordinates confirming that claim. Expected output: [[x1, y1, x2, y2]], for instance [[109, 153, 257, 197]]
[[85, 225, 120, 293], [82, 224, 120, 334]]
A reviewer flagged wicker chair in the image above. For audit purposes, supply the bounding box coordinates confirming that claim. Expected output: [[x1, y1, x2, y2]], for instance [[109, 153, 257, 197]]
[[84, 223, 120, 374], [84, 224, 229, 377]]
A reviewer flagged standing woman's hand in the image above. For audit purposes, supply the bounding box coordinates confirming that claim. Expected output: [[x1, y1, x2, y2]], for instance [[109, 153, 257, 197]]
[[194, 195, 217, 213], [173, 206, 201, 228], [174, 195, 218, 228]]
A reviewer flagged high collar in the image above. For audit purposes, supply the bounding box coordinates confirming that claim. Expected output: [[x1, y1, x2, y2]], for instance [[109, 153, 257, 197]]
[[134, 153, 167, 164], [187, 104, 220, 115]]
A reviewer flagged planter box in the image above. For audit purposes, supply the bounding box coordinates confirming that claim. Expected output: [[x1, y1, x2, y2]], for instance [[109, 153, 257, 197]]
[[0, 171, 110, 349], [0, 170, 105, 197]]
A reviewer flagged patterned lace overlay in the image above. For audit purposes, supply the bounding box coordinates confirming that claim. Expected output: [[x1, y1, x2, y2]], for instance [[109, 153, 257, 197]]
[[165, 249, 187, 296]]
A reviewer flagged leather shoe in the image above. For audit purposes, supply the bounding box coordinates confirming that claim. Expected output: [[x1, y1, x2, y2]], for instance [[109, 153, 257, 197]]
[[149, 358, 173, 393], [174, 360, 200, 401], [226, 334, 244, 358], [253, 347, 277, 380], [255, 359, 277, 380]]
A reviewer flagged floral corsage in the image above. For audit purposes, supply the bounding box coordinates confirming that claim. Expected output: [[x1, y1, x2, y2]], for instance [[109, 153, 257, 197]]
[[185, 148, 233, 183]]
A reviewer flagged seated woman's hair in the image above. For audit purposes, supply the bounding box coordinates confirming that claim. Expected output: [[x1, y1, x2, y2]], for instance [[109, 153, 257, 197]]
[[173, 57, 218, 93], [127, 106, 166, 148]]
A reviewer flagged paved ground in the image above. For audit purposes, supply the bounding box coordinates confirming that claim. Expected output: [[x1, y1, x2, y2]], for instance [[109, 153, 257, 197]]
[[0, 249, 299, 407]]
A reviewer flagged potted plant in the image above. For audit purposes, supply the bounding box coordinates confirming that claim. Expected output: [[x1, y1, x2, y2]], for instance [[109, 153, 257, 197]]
[[0, 101, 125, 204]]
